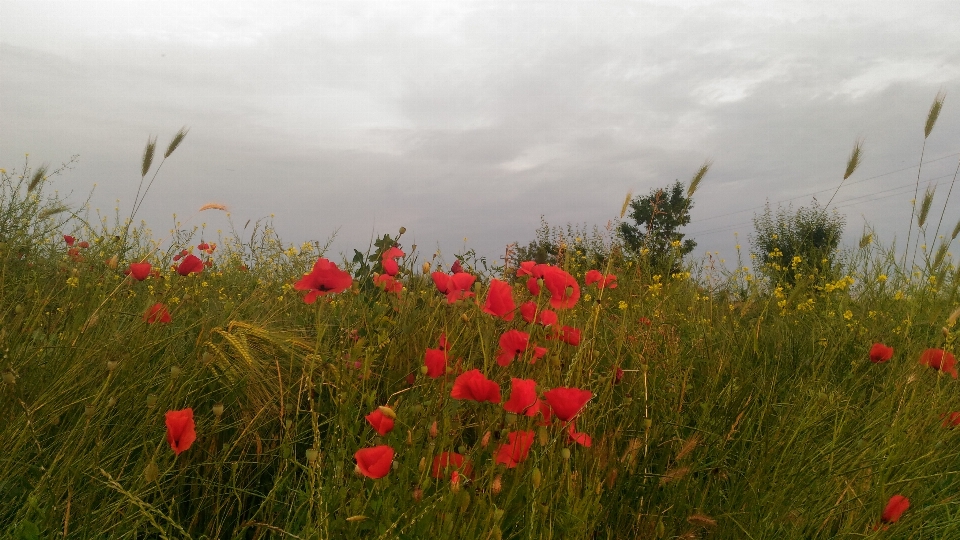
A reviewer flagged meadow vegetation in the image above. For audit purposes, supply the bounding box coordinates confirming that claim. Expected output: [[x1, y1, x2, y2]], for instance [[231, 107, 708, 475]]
[[4, 97, 960, 539]]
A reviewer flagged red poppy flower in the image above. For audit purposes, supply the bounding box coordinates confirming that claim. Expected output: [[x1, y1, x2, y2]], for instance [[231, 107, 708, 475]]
[[585, 270, 617, 289], [881, 494, 909, 524], [143, 303, 172, 324], [520, 301, 538, 323], [496, 330, 530, 367], [519, 302, 557, 326], [78, 240, 90, 249], [535, 400, 553, 426], [438, 333, 449, 351], [614, 367, 625, 383], [294, 257, 353, 303], [919, 348, 958, 378], [639, 317, 652, 326], [173, 249, 189, 262], [165, 408, 196, 455], [64, 235, 76, 247], [431, 271, 476, 303], [355, 445, 394, 479], [365, 408, 395, 436], [544, 387, 593, 422], [176, 254, 203, 276], [870, 343, 894, 363], [450, 259, 464, 274], [542, 267, 580, 309], [567, 421, 592, 447], [548, 326, 581, 346], [450, 369, 501, 403], [381, 246, 404, 276], [67, 247, 83, 262], [431, 452, 473, 479], [125, 262, 152, 281], [517, 260, 537, 277], [424, 348, 447, 378], [495, 430, 535, 468], [503, 378, 539, 415], [942, 412, 960, 428], [482, 279, 516, 321], [374, 274, 402, 295]]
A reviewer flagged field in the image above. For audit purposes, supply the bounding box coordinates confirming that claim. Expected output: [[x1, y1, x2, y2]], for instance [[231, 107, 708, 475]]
[[4, 131, 960, 539]]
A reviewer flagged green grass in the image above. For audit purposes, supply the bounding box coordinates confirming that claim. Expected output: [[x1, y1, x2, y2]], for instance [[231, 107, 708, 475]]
[[4, 151, 960, 539]]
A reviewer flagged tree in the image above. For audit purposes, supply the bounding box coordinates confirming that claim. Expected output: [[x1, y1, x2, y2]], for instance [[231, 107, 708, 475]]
[[619, 180, 696, 271], [751, 200, 845, 287]]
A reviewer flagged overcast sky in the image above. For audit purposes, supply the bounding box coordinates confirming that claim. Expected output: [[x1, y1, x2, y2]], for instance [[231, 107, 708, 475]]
[[3, 0, 960, 268]]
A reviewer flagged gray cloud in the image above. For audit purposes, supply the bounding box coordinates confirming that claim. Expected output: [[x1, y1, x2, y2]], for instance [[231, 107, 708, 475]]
[[2, 0, 960, 266]]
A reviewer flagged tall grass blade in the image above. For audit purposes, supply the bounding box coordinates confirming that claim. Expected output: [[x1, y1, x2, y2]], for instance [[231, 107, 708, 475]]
[[164, 127, 189, 158], [141, 136, 157, 178], [687, 160, 712, 198], [918, 184, 935, 229], [27, 164, 48, 192], [925, 91, 946, 139], [843, 139, 863, 180]]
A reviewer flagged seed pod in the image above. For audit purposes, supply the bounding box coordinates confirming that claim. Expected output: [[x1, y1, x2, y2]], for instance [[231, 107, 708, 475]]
[[107, 396, 117, 407], [106, 360, 119, 372], [422, 262, 431, 274], [146, 394, 157, 409], [429, 420, 438, 439], [531, 467, 542, 490], [213, 403, 224, 418], [561, 448, 571, 460], [537, 426, 549, 446], [491, 475, 502, 494], [144, 461, 159, 482], [2, 369, 15, 385], [377, 405, 396, 419], [418, 456, 427, 473], [84, 404, 95, 417], [305, 448, 319, 464], [481, 431, 492, 448], [170, 366, 181, 379]]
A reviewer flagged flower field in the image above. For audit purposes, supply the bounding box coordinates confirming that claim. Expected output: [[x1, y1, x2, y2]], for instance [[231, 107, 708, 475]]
[[4, 153, 960, 539]]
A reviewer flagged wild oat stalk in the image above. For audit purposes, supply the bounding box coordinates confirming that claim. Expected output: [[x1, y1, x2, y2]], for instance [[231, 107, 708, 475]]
[[26, 164, 49, 193], [911, 183, 937, 267], [905, 91, 946, 269], [123, 127, 189, 248], [825, 140, 863, 208]]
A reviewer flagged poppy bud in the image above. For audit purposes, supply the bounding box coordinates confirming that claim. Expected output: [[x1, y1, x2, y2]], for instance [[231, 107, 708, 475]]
[[538, 426, 549, 446], [144, 461, 159, 482], [213, 403, 224, 418], [107, 396, 117, 408], [106, 255, 118, 269], [422, 262, 431, 274], [84, 404, 95, 417], [656, 519, 665, 537], [643, 418, 653, 429], [14, 304, 23, 314], [106, 360, 118, 372], [413, 486, 423, 501], [2, 369, 16, 385], [491, 475, 502, 494], [531, 467, 542, 490], [450, 471, 461, 493], [561, 448, 571, 460], [481, 431, 491, 448], [418, 456, 427, 473], [461, 313, 470, 323], [398, 226, 407, 235], [420, 365, 429, 376], [170, 366, 181, 379], [459, 491, 471, 513], [407, 430, 413, 446], [409, 404, 423, 415], [146, 394, 157, 409], [377, 405, 397, 419], [305, 448, 318, 464], [285, 419, 293, 429], [429, 420, 438, 438]]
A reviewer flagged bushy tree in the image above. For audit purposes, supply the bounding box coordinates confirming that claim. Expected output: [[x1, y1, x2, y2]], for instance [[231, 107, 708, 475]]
[[619, 181, 696, 271], [751, 200, 845, 286]]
